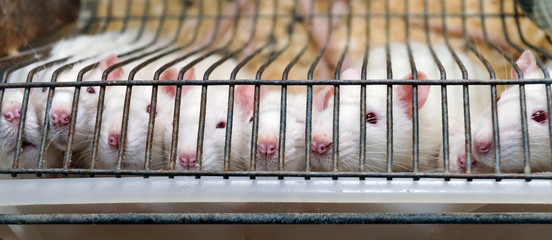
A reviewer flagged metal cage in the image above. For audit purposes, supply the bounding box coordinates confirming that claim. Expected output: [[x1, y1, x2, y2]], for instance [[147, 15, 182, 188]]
[[1, 0, 552, 233]]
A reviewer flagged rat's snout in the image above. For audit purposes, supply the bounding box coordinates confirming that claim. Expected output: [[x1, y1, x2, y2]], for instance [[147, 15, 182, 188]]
[[258, 136, 278, 158], [474, 139, 492, 155], [108, 132, 121, 150], [311, 136, 331, 155], [178, 152, 197, 170], [50, 109, 71, 127], [3, 105, 21, 123], [457, 154, 477, 172]]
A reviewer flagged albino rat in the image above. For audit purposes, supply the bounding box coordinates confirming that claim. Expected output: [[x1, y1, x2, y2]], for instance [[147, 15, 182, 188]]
[[96, 53, 252, 170], [471, 50, 552, 173], [0, 66, 62, 170], [241, 88, 307, 171], [96, 65, 177, 170], [170, 81, 252, 171], [31, 31, 156, 157], [311, 42, 490, 172]]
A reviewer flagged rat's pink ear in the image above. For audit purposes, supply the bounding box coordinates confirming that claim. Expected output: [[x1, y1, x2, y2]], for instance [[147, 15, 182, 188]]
[[179, 67, 196, 96], [99, 55, 123, 81], [159, 68, 178, 97], [341, 68, 361, 80], [234, 85, 268, 121], [396, 72, 430, 118], [313, 86, 334, 111], [512, 50, 539, 79], [235, 85, 255, 121]]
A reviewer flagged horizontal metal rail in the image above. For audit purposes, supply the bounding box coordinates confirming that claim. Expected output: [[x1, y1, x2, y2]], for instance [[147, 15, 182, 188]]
[[0, 213, 551, 224], [2, 168, 552, 180], [0, 79, 551, 89]]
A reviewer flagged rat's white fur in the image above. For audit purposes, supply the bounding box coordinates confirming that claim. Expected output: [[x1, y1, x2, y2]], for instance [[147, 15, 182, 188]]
[[242, 91, 307, 171], [311, 42, 490, 172], [473, 62, 552, 173]]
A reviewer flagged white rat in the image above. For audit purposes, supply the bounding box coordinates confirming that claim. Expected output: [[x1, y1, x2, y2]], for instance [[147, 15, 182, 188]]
[[471, 50, 552, 173], [31, 30, 156, 157], [95, 67, 177, 170], [311, 42, 490, 172], [241, 88, 307, 171], [0, 66, 63, 170], [96, 52, 253, 170], [170, 80, 252, 171]]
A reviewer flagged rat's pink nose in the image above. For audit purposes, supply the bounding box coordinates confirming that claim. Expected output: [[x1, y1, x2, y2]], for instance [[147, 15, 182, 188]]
[[51, 110, 71, 127], [108, 133, 120, 149], [311, 137, 331, 154], [457, 155, 477, 171], [474, 139, 491, 155], [179, 152, 197, 170], [3, 106, 21, 123], [258, 138, 277, 157]]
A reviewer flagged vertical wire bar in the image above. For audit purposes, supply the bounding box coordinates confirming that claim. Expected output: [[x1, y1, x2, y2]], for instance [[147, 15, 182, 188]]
[[426, 0, 449, 173], [34, 59, 79, 173], [195, 0, 244, 171], [13, 73, 35, 169], [256, 1, 296, 171], [359, 0, 371, 172], [501, 0, 549, 174], [385, 0, 394, 174], [477, 0, 527, 175], [244, 0, 294, 171], [440, 0, 472, 174], [172, 0, 245, 171], [200, 0, 260, 171], [159, 1, 219, 171], [441, 0, 470, 174], [512, 1, 552, 169], [142, 0, 187, 171], [282, 0, 312, 172], [204, 0, 249, 172], [332, 0, 352, 172], [304, 0, 318, 173], [0, 60, 40, 172], [403, 0, 420, 173], [460, 0, 499, 174], [103, 2, 170, 171], [244, 0, 279, 172], [148, 1, 205, 170], [120, 0, 171, 171]]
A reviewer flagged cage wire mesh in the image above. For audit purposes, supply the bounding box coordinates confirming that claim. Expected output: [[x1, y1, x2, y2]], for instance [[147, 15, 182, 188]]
[[2, 0, 552, 179], [2, 0, 552, 228]]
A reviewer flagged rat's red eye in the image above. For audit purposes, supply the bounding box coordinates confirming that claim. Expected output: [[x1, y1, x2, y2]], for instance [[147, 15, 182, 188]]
[[216, 121, 226, 129], [42, 87, 47, 92], [86, 87, 96, 94], [532, 110, 547, 124], [366, 112, 377, 124], [146, 104, 157, 115], [249, 116, 253, 123]]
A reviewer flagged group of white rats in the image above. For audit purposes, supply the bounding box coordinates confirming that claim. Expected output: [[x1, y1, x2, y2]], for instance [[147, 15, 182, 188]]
[[1, 30, 551, 175]]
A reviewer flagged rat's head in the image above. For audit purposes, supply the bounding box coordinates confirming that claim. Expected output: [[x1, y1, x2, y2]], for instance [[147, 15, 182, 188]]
[[38, 55, 123, 152], [240, 88, 307, 171], [97, 68, 177, 170], [0, 89, 46, 169], [171, 74, 251, 171], [310, 68, 430, 172], [472, 50, 552, 172], [442, 132, 493, 174]]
